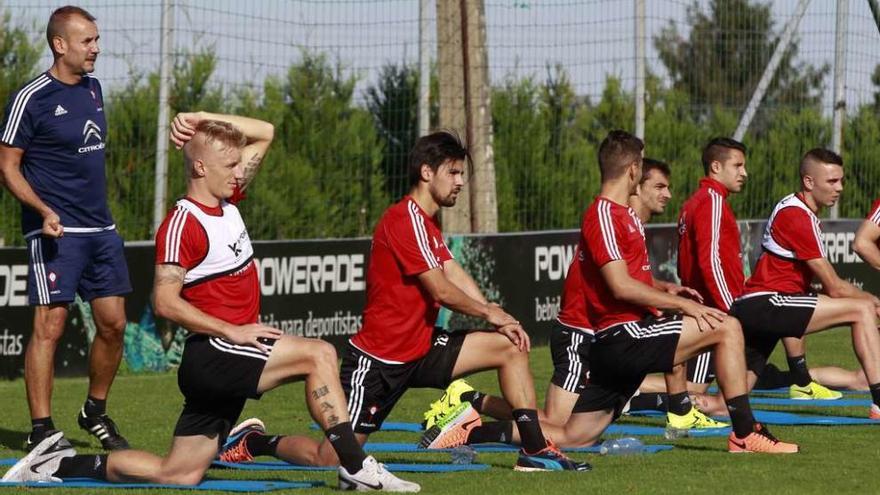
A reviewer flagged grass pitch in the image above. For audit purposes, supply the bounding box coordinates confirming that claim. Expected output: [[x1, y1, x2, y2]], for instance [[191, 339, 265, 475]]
[[1, 328, 878, 494]]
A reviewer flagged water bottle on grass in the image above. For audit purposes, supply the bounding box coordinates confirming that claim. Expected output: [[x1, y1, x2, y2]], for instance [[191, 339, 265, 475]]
[[450, 445, 477, 464], [599, 437, 644, 455]]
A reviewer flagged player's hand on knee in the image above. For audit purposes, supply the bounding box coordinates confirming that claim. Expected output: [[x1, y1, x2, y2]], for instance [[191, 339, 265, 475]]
[[682, 301, 726, 332], [42, 212, 63, 238], [170, 112, 202, 148], [486, 303, 518, 328], [666, 284, 703, 303], [228, 324, 283, 353], [498, 323, 530, 352]]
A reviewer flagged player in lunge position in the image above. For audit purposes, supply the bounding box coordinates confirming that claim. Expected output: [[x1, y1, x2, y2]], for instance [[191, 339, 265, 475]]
[[2, 112, 419, 492]]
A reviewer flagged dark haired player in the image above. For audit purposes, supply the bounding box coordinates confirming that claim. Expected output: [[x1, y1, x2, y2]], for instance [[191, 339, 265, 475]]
[[730, 148, 880, 419], [338, 130, 587, 471]]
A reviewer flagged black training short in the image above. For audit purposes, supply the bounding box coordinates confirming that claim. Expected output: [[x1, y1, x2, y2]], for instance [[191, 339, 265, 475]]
[[687, 351, 715, 384], [173, 334, 275, 443], [730, 292, 816, 375], [549, 323, 593, 393], [573, 315, 683, 416], [340, 328, 467, 434]]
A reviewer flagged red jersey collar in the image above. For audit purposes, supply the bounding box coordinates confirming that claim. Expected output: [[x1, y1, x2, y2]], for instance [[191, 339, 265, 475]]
[[700, 177, 730, 198], [183, 196, 224, 216], [404, 195, 435, 221]]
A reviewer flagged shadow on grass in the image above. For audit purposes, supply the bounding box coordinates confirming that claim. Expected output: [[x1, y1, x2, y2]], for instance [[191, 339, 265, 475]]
[[0, 427, 91, 453]]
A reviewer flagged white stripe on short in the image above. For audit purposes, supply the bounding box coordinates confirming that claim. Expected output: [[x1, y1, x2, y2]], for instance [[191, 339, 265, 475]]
[[562, 331, 585, 393], [347, 355, 372, 427]]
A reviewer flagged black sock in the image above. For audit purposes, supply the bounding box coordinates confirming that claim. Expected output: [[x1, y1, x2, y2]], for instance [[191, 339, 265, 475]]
[[726, 394, 756, 438], [786, 355, 811, 387], [667, 392, 692, 415], [870, 383, 880, 407], [31, 417, 55, 435], [467, 421, 513, 444], [460, 391, 485, 414], [325, 422, 366, 474], [56, 455, 108, 480], [83, 396, 107, 416], [512, 409, 544, 454], [245, 433, 282, 457], [627, 392, 668, 412]]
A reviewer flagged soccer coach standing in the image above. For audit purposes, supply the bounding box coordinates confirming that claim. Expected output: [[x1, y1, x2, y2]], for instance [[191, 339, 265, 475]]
[[0, 6, 131, 451]]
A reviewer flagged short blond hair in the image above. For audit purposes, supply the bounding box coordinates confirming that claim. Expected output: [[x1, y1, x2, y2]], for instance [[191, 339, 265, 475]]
[[196, 120, 247, 150]]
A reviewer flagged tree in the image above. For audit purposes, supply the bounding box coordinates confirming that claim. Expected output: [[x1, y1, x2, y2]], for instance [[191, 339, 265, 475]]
[[240, 52, 388, 239], [0, 10, 43, 245], [654, 0, 827, 119]]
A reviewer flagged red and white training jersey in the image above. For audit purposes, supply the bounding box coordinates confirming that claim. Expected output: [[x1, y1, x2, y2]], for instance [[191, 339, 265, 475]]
[[351, 196, 454, 363], [580, 197, 655, 331], [677, 177, 744, 311], [154, 192, 259, 326], [867, 198, 880, 235], [556, 245, 594, 333], [744, 193, 826, 295]]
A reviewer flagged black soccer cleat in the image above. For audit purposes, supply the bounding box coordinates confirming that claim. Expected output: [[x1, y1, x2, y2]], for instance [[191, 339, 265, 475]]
[[77, 408, 131, 451]]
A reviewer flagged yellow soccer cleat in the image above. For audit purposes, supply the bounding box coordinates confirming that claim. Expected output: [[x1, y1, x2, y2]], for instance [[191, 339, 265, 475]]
[[665, 406, 729, 439], [422, 379, 475, 430], [789, 381, 843, 400]]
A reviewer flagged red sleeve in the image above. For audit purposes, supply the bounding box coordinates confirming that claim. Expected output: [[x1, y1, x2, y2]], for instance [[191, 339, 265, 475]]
[[228, 184, 247, 205], [154, 206, 208, 269], [772, 207, 825, 260], [867, 198, 880, 227], [693, 194, 735, 310], [583, 205, 623, 268], [385, 211, 442, 276]]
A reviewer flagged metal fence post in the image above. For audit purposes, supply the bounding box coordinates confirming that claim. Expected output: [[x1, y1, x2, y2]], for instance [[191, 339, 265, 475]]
[[152, 0, 173, 235], [830, 0, 848, 219], [634, 0, 646, 139]]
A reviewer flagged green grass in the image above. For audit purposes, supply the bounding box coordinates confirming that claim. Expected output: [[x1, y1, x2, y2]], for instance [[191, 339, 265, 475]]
[[1, 328, 878, 494]]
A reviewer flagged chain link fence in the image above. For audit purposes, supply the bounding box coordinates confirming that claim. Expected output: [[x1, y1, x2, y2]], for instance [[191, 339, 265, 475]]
[[1, 0, 879, 245]]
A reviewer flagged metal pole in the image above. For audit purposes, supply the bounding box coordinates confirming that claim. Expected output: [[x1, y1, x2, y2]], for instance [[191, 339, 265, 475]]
[[733, 0, 810, 141], [152, 0, 173, 234], [830, 0, 848, 219], [418, 0, 431, 137], [634, 0, 646, 139]]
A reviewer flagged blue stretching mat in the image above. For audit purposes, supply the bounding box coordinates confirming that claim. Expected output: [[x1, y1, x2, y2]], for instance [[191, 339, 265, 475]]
[[361, 442, 674, 454], [212, 460, 488, 472], [0, 478, 322, 491], [750, 397, 871, 407], [607, 424, 728, 437], [628, 409, 879, 425], [709, 386, 868, 396], [315, 421, 728, 438]]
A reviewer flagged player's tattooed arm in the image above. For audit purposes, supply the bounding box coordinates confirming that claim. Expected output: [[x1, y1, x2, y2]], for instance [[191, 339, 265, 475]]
[[239, 151, 264, 191], [154, 264, 186, 287]]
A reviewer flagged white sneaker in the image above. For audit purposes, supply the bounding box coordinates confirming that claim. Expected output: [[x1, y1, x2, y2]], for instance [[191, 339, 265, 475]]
[[2, 431, 75, 483], [338, 455, 420, 492]]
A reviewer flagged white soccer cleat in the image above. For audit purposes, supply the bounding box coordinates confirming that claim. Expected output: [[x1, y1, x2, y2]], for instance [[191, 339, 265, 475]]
[[2, 431, 75, 483], [338, 455, 420, 492]]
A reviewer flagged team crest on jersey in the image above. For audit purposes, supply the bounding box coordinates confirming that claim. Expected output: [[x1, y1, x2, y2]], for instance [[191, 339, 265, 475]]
[[47, 271, 61, 295]]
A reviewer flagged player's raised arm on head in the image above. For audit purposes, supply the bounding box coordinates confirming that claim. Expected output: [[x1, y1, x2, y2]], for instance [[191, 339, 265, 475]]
[[170, 111, 275, 191], [854, 215, 880, 271], [0, 145, 63, 237]]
